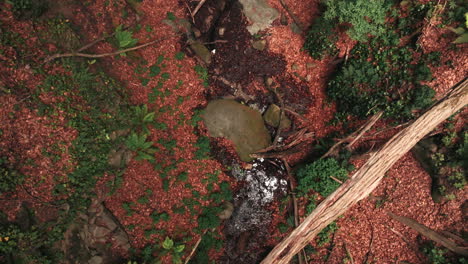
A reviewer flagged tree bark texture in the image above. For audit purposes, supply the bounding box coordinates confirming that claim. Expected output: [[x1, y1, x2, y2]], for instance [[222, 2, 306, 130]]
[[261, 78, 468, 264]]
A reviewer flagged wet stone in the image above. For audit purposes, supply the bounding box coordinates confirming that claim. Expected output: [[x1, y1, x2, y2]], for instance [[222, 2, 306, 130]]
[[263, 104, 291, 129], [252, 39, 267, 51], [202, 99, 271, 162], [189, 40, 212, 64]]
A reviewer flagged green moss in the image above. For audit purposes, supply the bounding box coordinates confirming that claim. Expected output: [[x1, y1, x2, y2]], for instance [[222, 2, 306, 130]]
[[296, 158, 348, 197], [316, 222, 338, 246]]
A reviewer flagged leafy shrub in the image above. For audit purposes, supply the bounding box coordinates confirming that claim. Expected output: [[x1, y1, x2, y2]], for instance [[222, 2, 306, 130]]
[[296, 158, 348, 197], [115, 25, 138, 49], [161, 237, 185, 264], [304, 0, 391, 59], [194, 136, 210, 160], [194, 232, 223, 263], [194, 65, 209, 87], [316, 222, 338, 246], [327, 36, 435, 120], [304, 17, 338, 60], [9, 0, 48, 20], [125, 132, 157, 161], [323, 0, 391, 42], [131, 105, 155, 133], [0, 158, 24, 195], [197, 207, 222, 230], [306, 1, 438, 120]]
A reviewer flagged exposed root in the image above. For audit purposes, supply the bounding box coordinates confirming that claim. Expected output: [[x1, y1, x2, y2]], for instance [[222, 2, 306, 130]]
[[192, 0, 208, 18]]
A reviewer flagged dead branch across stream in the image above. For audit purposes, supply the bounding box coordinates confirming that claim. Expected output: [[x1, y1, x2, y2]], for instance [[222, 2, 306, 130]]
[[261, 77, 468, 264]]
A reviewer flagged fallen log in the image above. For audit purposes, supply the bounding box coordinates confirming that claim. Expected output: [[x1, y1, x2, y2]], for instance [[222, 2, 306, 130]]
[[261, 77, 468, 264], [388, 212, 468, 256]]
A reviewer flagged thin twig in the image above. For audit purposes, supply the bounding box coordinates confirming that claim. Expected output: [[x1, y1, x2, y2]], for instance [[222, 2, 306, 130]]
[[184, 229, 208, 264], [330, 176, 343, 184], [193, 0, 208, 18], [322, 111, 383, 159], [183, 0, 195, 24], [202, 40, 229, 45], [346, 111, 383, 149], [363, 226, 374, 264], [284, 107, 306, 121], [344, 243, 355, 264], [44, 35, 176, 63]]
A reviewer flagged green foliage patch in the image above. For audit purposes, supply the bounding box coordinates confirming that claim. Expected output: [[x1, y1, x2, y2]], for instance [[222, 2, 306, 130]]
[[296, 158, 348, 197], [305, 1, 441, 121], [0, 157, 24, 195]]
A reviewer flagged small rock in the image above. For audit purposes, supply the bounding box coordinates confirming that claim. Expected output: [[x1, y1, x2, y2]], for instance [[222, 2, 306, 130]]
[[162, 19, 179, 33], [280, 12, 288, 25], [218, 27, 225, 36], [177, 19, 192, 32], [306, 74, 312, 82], [306, 62, 316, 68], [88, 256, 103, 264], [252, 39, 267, 51], [290, 22, 302, 34], [193, 27, 202, 38], [109, 129, 130, 141], [108, 148, 132, 168], [218, 201, 234, 220], [263, 104, 291, 129], [189, 40, 212, 64], [291, 63, 299, 70], [264, 77, 274, 87]]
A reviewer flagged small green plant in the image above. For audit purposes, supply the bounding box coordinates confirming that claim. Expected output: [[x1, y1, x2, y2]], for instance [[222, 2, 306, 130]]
[[137, 196, 149, 204], [422, 243, 447, 264], [316, 222, 338, 246], [0, 157, 24, 195], [115, 25, 138, 49], [197, 206, 222, 231], [193, 232, 223, 263], [448, 12, 468, 44], [304, 17, 338, 59], [323, 0, 390, 42], [175, 52, 185, 60], [150, 211, 170, 223], [306, 1, 438, 121], [9, 0, 48, 19], [194, 65, 209, 87], [162, 237, 185, 264], [122, 202, 134, 216], [125, 132, 157, 161], [194, 136, 210, 160], [132, 104, 155, 134], [296, 158, 348, 197], [305, 194, 318, 214]]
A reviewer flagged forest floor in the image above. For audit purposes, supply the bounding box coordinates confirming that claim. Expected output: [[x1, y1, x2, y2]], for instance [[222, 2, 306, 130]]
[[0, 0, 467, 263]]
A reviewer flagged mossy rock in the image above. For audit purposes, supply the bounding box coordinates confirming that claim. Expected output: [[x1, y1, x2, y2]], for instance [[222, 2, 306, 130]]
[[202, 99, 271, 162]]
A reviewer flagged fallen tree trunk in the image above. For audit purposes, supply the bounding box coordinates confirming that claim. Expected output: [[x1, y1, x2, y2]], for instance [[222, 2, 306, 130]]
[[261, 78, 468, 264], [388, 212, 468, 256]]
